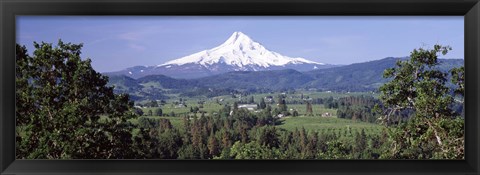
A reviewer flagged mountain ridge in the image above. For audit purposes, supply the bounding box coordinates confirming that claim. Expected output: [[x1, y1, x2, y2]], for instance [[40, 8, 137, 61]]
[[106, 57, 464, 101]]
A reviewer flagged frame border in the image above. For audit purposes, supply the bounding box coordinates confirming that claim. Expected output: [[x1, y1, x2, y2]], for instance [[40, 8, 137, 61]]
[[1, 0, 479, 175]]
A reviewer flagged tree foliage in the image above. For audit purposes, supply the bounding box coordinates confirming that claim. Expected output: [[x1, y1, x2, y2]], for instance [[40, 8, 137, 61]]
[[16, 41, 137, 159], [155, 108, 163, 116], [378, 45, 464, 159]]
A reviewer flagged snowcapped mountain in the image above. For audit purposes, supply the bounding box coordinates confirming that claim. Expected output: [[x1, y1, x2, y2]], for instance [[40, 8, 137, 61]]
[[106, 32, 334, 79], [160, 31, 323, 69]]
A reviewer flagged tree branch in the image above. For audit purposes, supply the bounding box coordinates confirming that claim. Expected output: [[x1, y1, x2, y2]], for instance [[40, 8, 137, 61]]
[[426, 119, 442, 146]]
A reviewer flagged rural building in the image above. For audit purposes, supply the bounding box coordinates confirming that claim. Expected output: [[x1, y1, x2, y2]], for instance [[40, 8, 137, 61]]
[[238, 104, 258, 111], [264, 97, 274, 103], [175, 103, 187, 108], [322, 112, 332, 117]]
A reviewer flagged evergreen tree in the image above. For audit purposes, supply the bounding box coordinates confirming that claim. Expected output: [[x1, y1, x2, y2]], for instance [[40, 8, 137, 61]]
[[155, 108, 163, 116], [249, 96, 255, 103], [221, 129, 232, 149], [306, 102, 313, 116], [259, 98, 267, 109], [207, 133, 220, 157], [150, 100, 159, 107], [233, 101, 239, 113], [133, 107, 144, 116], [277, 95, 288, 112], [266, 105, 272, 113]]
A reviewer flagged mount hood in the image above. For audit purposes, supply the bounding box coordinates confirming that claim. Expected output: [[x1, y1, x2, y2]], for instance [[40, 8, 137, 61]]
[[106, 32, 333, 79]]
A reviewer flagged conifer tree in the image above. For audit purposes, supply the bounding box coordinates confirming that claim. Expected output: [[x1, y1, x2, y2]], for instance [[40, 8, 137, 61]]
[[259, 98, 267, 109], [155, 108, 163, 116], [306, 102, 313, 116]]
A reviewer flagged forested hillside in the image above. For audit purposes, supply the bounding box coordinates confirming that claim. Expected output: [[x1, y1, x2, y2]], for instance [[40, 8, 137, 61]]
[[106, 57, 463, 101]]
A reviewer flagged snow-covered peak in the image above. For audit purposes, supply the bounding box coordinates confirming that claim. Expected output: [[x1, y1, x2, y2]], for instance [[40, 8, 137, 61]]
[[221, 31, 254, 47], [159, 32, 324, 68]]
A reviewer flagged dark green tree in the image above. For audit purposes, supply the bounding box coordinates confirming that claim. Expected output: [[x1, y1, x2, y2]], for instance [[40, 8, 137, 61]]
[[133, 107, 144, 116], [277, 95, 288, 112], [229, 141, 282, 159], [233, 101, 239, 112], [306, 102, 313, 116], [378, 45, 464, 159], [16, 41, 137, 159], [155, 108, 163, 116], [259, 98, 267, 109], [249, 96, 255, 103], [450, 66, 465, 100], [207, 133, 220, 157]]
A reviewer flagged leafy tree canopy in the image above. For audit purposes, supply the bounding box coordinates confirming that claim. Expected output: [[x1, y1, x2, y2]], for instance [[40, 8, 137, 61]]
[[16, 40, 137, 159], [378, 45, 464, 159]]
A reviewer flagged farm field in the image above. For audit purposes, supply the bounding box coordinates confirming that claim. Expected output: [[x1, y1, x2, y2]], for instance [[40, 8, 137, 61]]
[[134, 91, 383, 134], [276, 116, 384, 135], [129, 115, 385, 137]]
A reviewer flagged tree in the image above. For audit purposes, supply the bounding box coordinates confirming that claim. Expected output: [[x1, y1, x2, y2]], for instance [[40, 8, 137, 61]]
[[147, 109, 153, 116], [229, 141, 282, 159], [259, 98, 267, 109], [133, 107, 144, 116], [277, 95, 288, 112], [255, 126, 280, 148], [233, 101, 239, 112], [156, 128, 182, 159], [249, 96, 255, 103], [155, 108, 163, 116], [379, 45, 454, 124], [16, 41, 136, 159], [207, 133, 220, 157], [220, 129, 232, 148], [306, 102, 313, 116], [324, 96, 335, 108], [353, 129, 367, 158], [292, 110, 299, 117], [378, 45, 464, 159], [450, 66, 465, 101], [143, 100, 158, 108]]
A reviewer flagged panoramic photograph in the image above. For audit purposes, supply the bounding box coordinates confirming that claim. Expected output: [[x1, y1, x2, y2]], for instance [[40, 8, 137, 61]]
[[15, 16, 464, 159]]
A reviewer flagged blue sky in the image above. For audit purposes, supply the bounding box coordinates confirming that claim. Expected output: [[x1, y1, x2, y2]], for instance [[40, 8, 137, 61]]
[[17, 16, 464, 72]]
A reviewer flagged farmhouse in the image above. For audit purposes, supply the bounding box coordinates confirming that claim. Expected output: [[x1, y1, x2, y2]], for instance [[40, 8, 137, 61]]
[[238, 104, 258, 111], [264, 96, 274, 103], [322, 112, 332, 117], [175, 103, 187, 108]]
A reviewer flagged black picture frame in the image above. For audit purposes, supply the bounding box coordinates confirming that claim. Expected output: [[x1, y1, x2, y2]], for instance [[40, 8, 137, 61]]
[[1, 0, 479, 175]]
